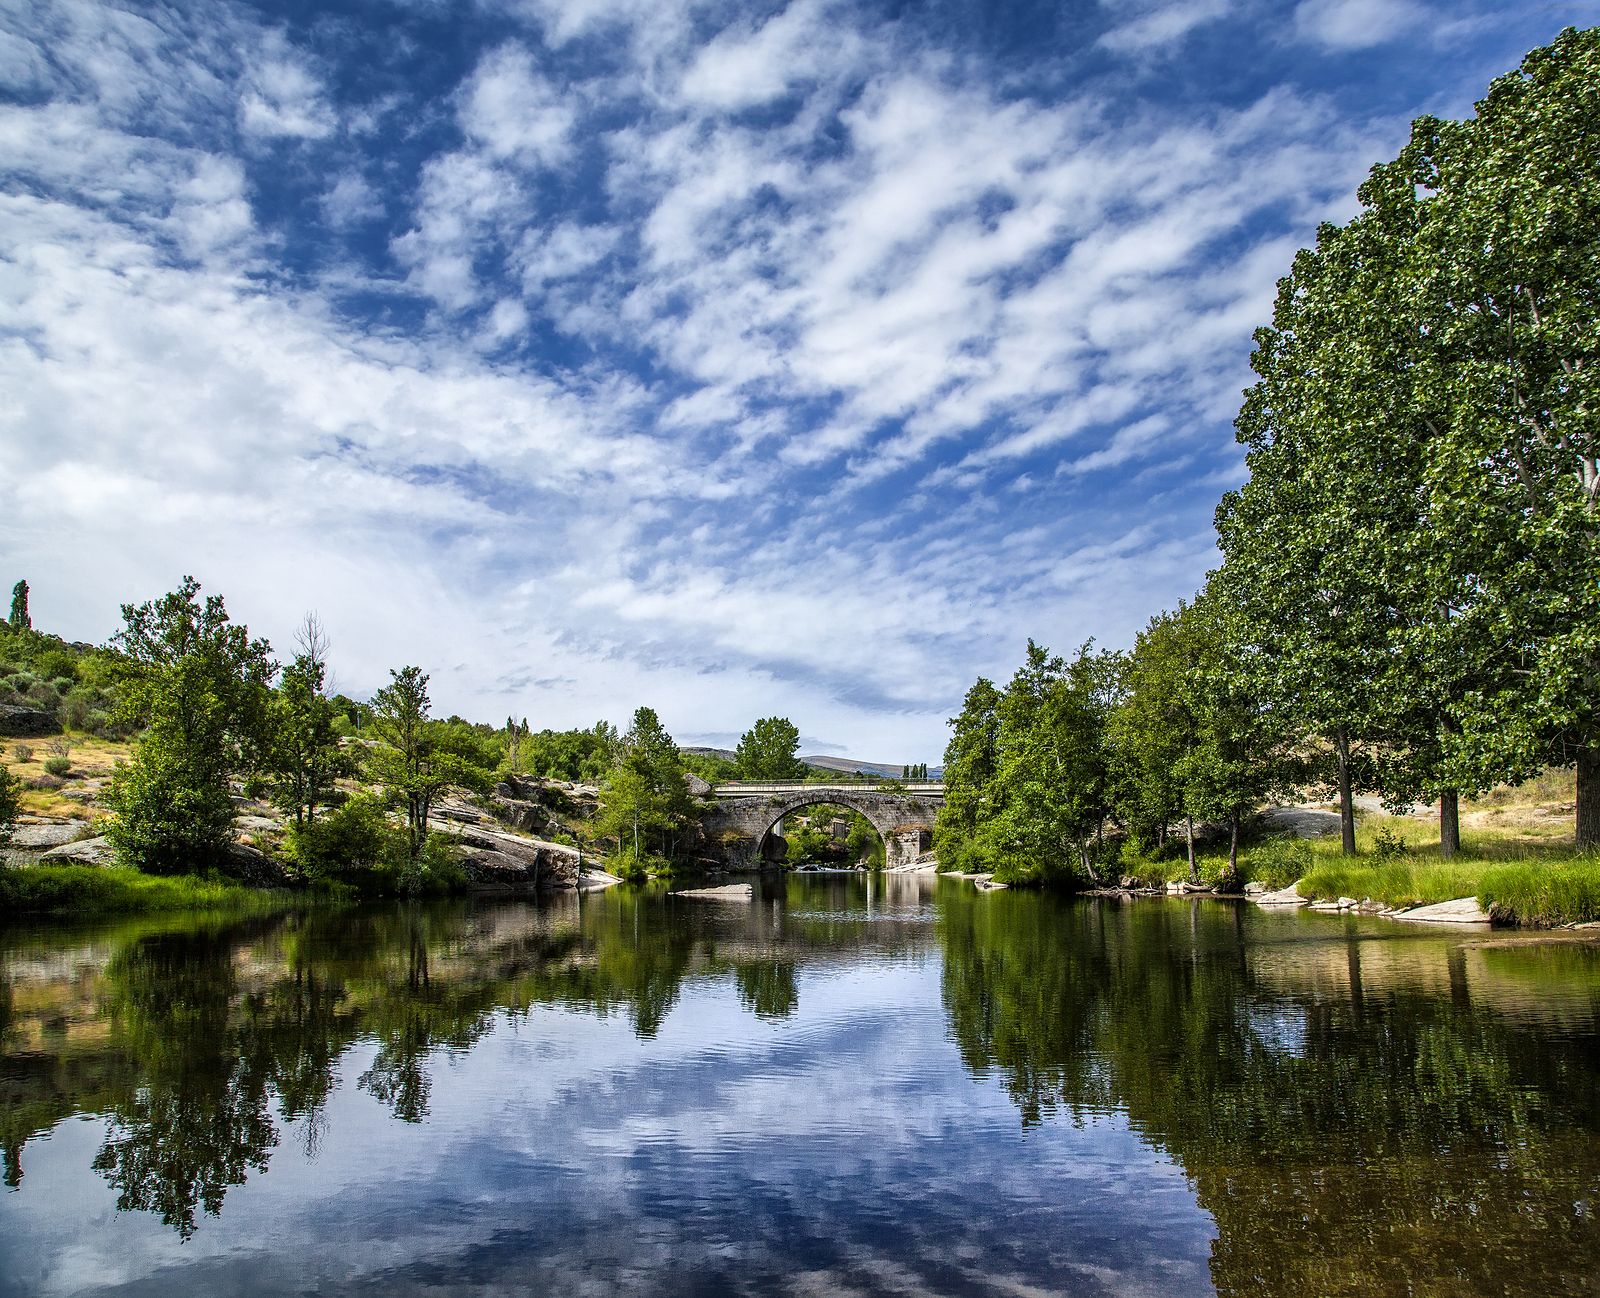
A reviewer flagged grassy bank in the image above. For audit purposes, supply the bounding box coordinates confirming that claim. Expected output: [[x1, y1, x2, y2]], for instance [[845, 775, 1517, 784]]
[[1286, 798, 1600, 926], [0, 863, 292, 917]]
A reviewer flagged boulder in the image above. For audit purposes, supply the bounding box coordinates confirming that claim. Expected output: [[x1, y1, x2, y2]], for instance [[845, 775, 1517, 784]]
[[684, 771, 713, 797], [223, 841, 295, 887], [1390, 897, 1493, 925], [0, 706, 60, 738], [1243, 881, 1267, 895], [490, 794, 548, 834], [39, 835, 116, 866], [674, 883, 753, 901], [1254, 883, 1308, 906]]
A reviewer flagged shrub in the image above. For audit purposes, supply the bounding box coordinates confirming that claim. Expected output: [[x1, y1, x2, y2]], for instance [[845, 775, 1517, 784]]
[[11, 743, 33, 763], [46, 737, 70, 759], [1244, 834, 1311, 889], [283, 794, 389, 879], [50, 676, 74, 695], [380, 829, 466, 897], [43, 756, 71, 777], [1372, 824, 1408, 860]]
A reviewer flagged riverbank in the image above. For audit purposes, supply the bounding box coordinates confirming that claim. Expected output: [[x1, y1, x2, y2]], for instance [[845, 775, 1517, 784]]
[[0, 862, 295, 917]]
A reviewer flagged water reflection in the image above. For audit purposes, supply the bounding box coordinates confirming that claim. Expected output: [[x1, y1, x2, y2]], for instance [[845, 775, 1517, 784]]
[[1, 880, 1597, 1296]]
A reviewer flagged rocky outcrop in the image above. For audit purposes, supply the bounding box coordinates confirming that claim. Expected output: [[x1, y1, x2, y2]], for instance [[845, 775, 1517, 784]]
[[0, 706, 60, 737], [1254, 883, 1308, 906], [430, 818, 580, 892], [223, 842, 295, 887]]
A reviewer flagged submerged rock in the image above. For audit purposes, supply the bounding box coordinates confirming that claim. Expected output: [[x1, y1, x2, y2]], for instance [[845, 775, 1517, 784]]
[[673, 883, 753, 901]]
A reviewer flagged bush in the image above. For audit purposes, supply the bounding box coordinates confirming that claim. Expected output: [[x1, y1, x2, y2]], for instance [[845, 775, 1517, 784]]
[[1244, 834, 1311, 889], [46, 737, 70, 759], [284, 794, 389, 879], [42, 756, 70, 777], [380, 829, 466, 897], [105, 757, 237, 875], [11, 743, 32, 763], [1372, 824, 1408, 860], [608, 843, 669, 880]]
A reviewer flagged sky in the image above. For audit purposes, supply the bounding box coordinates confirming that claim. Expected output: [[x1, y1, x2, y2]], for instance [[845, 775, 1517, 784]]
[[1, 0, 1595, 762]]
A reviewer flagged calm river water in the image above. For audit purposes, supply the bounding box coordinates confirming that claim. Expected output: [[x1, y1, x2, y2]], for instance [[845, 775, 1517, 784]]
[[2, 876, 1598, 1297]]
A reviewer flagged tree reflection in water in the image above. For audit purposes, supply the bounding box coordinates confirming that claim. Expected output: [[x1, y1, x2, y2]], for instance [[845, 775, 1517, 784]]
[[939, 889, 1600, 1296], [1, 881, 1597, 1296]]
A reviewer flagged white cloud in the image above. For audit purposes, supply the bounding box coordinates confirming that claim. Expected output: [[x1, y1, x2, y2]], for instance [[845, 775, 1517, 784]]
[[1097, 0, 1234, 55], [239, 30, 336, 138], [459, 42, 575, 165], [1293, 0, 1426, 50]]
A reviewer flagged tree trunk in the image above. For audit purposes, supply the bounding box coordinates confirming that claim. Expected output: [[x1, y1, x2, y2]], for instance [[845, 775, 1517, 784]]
[[1228, 815, 1239, 876], [1079, 842, 1101, 885], [1439, 790, 1460, 859], [1336, 727, 1356, 857], [1578, 747, 1600, 850], [1186, 815, 1197, 883]]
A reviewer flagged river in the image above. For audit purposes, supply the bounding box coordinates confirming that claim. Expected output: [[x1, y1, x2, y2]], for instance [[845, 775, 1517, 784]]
[[2, 875, 1598, 1296]]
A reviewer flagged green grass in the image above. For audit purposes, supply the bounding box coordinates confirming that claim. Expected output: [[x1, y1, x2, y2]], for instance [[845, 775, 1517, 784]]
[[0, 863, 291, 917], [1285, 811, 1600, 926]]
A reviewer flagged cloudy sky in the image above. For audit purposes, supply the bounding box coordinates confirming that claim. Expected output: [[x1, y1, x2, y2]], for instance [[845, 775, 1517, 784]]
[[1, 0, 1593, 761]]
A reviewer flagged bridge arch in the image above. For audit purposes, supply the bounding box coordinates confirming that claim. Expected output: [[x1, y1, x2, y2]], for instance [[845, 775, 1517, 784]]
[[699, 783, 944, 871]]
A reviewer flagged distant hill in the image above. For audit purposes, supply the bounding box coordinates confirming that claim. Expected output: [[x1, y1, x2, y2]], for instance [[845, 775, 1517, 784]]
[[680, 747, 941, 780]]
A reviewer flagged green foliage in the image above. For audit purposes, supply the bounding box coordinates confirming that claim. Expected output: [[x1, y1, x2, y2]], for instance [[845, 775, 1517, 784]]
[[42, 755, 70, 777], [365, 666, 481, 862], [9, 579, 29, 631], [520, 722, 618, 782], [283, 793, 390, 879], [735, 716, 806, 780], [104, 578, 274, 875], [0, 765, 18, 848], [1243, 835, 1311, 890], [1478, 860, 1600, 927], [934, 678, 1001, 875], [266, 651, 349, 828], [596, 707, 696, 868]]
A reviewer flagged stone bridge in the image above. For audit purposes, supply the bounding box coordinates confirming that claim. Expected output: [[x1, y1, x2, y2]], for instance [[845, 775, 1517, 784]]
[[699, 782, 945, 870]]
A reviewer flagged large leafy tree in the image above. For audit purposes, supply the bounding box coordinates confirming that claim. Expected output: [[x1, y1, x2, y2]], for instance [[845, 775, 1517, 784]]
[[933, 678, 1002, 875], [1175, 593, 1294, 878], [1388, 27, 1600, 845], [735, 716, 806, 780], [1107, 608, 1199, 855], [596, 706, 695, 871], [105, 577, 275, 874], [981, 642, 1121, 884], [367, 666, 474, 861], [267, 652, 348, 830]]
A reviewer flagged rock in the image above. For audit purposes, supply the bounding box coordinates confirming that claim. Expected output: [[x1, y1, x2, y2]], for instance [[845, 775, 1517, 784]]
[[9, 821, 88, 849], [1337, 896, 1359, 910], [490, 795, 548, 834], [1259, 806, 1340, 839], [674, 883, 753, 901], [974, 878, 1009, 891], [577, 867, 623, 890], [1243, 882, 1267, 895], [432, 820, 579, 891], [39, 835, 116, 866], [684, 771, 712, 797], [0, 706, 60, 738], [433, 795, 493, 826], [1390, 897, 1493, 925], [1254, 883, 1308, 906], [223, 842, 294, 887]]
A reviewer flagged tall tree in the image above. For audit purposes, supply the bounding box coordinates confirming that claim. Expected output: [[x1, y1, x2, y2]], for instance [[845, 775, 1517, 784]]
[[8, 580, 29, 631], [735, 716, 806, 780], [367, 666, 470, 861], [934, 678, 1002, 875], [105, 577, 275, 873], [1389, 27, 1600, 845], [596, 706, 695, 871], [267, 651, 347, 830], [1107, 607, 1200, 855]]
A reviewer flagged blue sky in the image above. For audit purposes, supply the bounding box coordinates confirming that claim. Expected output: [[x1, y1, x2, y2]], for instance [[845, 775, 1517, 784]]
[[2, 0, 1594, 760]]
